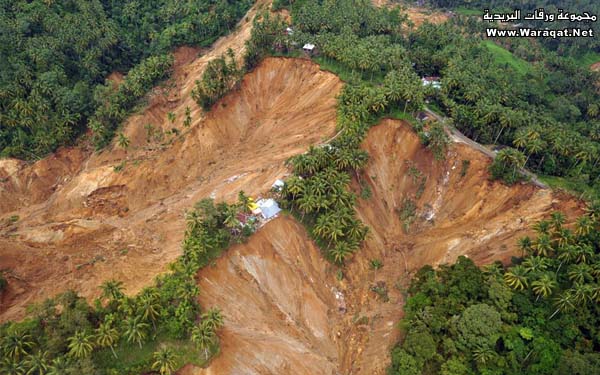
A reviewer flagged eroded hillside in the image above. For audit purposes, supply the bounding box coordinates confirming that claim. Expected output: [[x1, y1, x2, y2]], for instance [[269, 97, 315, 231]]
[[0, 56, 341, 321], [180, 119, 581, 375]]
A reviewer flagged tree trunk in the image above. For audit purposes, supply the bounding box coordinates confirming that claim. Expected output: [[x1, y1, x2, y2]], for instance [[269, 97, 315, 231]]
[[493, 126, 505, 144], [111, 345, 118, 359]]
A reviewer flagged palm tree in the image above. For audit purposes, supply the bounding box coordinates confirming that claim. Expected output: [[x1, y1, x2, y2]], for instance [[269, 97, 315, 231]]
[[549, 211, 565, 233], [2, 330, 33, 361], [532, 220, 551, 235], [330, 241, 353, 264], [117, 133, 130, 150], [517, 236, 532, 257], [151, 346, 178, 375], [137, 292, 161, 331], [100, 279, 124, 302], [571, 283, 593, 306], [549, 291, 574, 319], [201, 308, 224, 331], [531, 274, 557, 300], [573, 244, 594, 264], [472, 344, 496, 366], [482, 262, 504, 279], [24, 350, 49, 375], [504, 265, 529, 291], [0, 358, 25, 375], [67, 331, 94, 359], [567, 264, 592, 284], [574, 216, 594, 237], [223, 206, 241, 232], [191, 322, 215, 359], [96, 318, 119, 359], [237, 191, 251, 210], [123, 316, 149, 348], [532, 233, 553, 257], [167, 112, 176, 124], [556, 244, 577, 275], [552, 228, 572, 248], [184, 107, 192, 127], [584, 200, 600, 222], [46, 357, 68, 375], [522, 256, 550, 275]]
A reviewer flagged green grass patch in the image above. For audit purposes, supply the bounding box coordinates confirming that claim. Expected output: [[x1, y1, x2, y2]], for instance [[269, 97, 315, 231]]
[[313, 56, 386, 84], [425, 102, 444, 117], [93, 332, 216, 374], [572, 51, 600, 69], [386, 107, 418, 124], [483, 41, 532, 75], [538, 174, 599, 201], [454, 7, 481, 17]]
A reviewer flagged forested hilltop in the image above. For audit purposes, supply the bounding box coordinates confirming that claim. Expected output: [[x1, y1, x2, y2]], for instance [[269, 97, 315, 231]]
[[0, 0, 251, 159]]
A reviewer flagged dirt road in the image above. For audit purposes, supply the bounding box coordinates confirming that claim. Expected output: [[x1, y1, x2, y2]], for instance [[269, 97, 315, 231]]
[[423, 107, 548, 189]]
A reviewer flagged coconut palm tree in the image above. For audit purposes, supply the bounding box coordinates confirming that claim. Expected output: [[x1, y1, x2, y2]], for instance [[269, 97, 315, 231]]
[[151, 346, 177, 375], [2, 329, 33, 361], [137, 292, 161, 331], [67, 331, 94, 359], [472, 344, 496, 366], [532, 233, 553, 257], [482, 262, 504, 279], [330, 241, 352, 264], [574, 215, 594, 237], [100, 279, 124, 302], [191, 322, 215, 359], [46, 357, 68, 375], [504, 265, 529, 291], [549, 291, 575, 319], [549, 211, 566, 233], [123, 316, 149, 349], [201, 308, 224, 331], [523, 256, 550, 275], [571, 283, 593, 306], [552, 227, 572, 248], [23, 350, 49, 375], [0, 358, 24, 375], [567, 264, 592, 284], [117, 133, 130, 150], [573, 244, 594, 264], [532, 220, 551, 235], [95, 318, 119, 359], [517, 236, 532, 257], [531, 274, 557, 300]]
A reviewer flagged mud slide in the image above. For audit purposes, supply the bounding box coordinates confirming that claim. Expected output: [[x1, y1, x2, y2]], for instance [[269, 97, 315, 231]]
[[0, 56, 341, 321], [185, 119, 581, 375]]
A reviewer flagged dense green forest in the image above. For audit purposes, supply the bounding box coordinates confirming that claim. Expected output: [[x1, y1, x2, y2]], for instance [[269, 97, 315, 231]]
[[272, 0, 600, 199], [390, 207, 600, 375], [0, 195, 258, 374], [0, 0, 252, 158], [2, 0, 599, 373]]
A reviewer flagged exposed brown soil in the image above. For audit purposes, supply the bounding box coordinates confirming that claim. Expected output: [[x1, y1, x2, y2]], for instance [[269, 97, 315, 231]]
[[0, 2, 584, 373], [591, 61, 600, 72], [371, 0, 449, 27], [180, 119, 581, 375], [0, 55, 341, 321]]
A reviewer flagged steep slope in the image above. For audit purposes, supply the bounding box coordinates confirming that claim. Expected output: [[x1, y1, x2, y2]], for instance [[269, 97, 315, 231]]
[[0, 57, 341, 321], [184, 119, 581, 375]]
